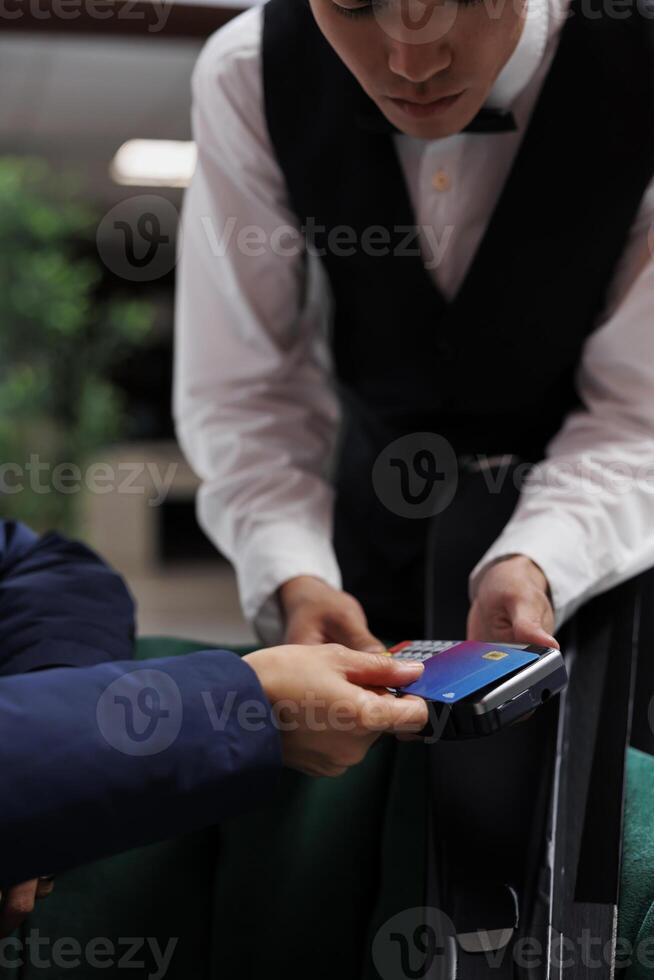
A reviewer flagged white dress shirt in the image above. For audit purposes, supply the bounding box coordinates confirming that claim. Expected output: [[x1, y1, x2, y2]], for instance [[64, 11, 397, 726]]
[[175, 0, 654, 643]]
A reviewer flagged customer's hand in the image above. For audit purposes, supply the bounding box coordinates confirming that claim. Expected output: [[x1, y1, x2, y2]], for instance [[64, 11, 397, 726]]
[[279, 576, 385, 652], [0, 877, 54, 938], [244, 644, 428, 778], [467, 555, 559, 649]]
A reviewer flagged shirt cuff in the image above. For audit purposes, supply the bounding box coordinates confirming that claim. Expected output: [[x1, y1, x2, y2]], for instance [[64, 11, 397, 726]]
[[468, 513, 599, 631], [234, 523, 342, 645]]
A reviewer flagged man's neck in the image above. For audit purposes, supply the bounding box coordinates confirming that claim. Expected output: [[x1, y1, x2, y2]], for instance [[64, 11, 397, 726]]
[[486, 0, 551, 109]]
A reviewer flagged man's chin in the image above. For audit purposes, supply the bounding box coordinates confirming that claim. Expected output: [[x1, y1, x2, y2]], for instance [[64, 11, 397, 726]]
[[379, 95, 480, 140], [391, 114, 464, 140]]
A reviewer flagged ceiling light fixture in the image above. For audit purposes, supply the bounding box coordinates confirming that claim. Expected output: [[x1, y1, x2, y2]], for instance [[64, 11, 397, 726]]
[[110, 139, 197, 188]]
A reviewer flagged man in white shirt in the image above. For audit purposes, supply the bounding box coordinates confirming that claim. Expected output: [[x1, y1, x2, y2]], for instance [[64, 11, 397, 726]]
[[175, 0, 654, 658], [174, 0, 654, 939]]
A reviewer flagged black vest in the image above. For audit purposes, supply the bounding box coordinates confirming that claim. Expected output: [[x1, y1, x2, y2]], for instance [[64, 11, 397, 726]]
[[262, 0, 654, 627]]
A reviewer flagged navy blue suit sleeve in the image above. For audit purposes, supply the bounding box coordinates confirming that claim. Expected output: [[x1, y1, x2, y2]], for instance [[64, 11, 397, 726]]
[[0, 520, 135, 675], [0, 648, 282, 886]]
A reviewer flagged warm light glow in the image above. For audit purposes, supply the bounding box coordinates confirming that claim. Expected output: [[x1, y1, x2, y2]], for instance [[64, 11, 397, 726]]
[[110, 139, 197, 188]]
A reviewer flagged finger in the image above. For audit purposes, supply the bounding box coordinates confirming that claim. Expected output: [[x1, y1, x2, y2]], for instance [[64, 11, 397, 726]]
[[505, 587, 558, 646], [0, 879, 38, 938], [36, 878, 55, 900], [467, 599, 517, 644], [332, 627, 386, 654], [341, 650, 425, 686], [466, 602, 484, 642], [358, 690, 429, 733], [511, 612, 558, 649], [326, 606, 386, 654], [384, 694, 429, 732], [285, 616, 330, 645], [298, 763, 349, 779]]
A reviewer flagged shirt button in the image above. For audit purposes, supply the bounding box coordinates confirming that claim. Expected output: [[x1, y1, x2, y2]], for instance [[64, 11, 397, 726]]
[[431, 170, 450, 192]]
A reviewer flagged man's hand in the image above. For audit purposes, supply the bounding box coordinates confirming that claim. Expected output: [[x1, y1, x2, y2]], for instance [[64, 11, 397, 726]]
[[244, 643, 428, 778], [279, 576, 385, 652], [467, 555, 559, 649], [0, 878, 54, 938]]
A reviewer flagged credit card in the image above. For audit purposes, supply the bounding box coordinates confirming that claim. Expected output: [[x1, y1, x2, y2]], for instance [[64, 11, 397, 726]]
[[393, 641, 539, 703]]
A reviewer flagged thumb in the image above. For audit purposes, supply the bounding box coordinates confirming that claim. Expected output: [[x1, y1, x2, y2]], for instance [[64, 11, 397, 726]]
[[329, 608, 386, 654], [347, 631, 387, 655], [510, 601, 558, 649], [342, 650, 425, 687]]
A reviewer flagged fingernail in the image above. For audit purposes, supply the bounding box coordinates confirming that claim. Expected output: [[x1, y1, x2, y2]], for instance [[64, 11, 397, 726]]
[[396, 660, 424, 672]]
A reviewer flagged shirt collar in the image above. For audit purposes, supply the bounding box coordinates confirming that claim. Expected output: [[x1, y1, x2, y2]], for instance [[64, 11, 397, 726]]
[[486, 0, 551, 109]]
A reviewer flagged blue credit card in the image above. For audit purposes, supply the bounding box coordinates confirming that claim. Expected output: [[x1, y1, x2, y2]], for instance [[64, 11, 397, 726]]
[[394, 642, 540, 703]]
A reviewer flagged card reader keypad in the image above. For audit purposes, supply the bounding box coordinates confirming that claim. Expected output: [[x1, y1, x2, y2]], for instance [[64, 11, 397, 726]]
[[390, 641, 458, 661], [391, 640, 528, 662]]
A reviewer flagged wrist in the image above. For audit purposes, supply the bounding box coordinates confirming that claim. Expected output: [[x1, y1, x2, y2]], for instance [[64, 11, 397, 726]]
[[243, 647, 283, 706], [487, 554, 553, 604], [278, 575, 335, 611]]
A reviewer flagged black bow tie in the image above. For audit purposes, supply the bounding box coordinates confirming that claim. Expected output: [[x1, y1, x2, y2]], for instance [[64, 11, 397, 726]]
[[355, 99, 517, 136], [463, 106, 517, 134]]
